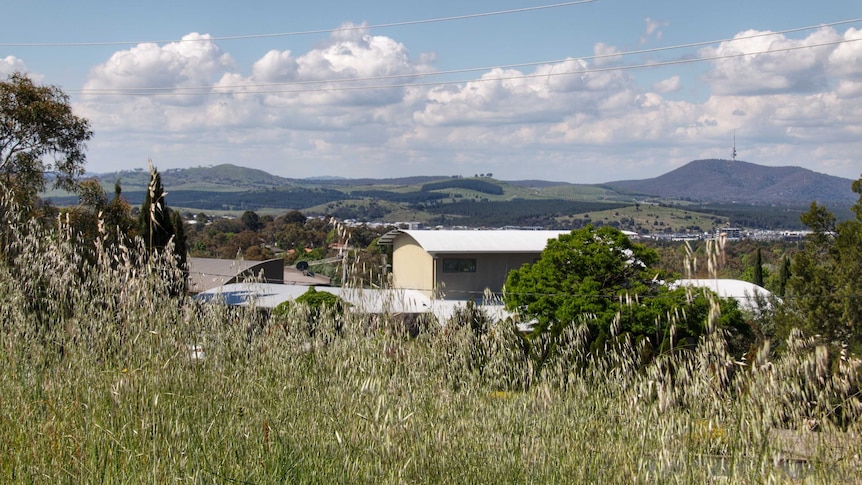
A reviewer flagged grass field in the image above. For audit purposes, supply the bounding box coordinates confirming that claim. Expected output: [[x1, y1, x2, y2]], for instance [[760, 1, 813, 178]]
[[1, 209, 860, 483]]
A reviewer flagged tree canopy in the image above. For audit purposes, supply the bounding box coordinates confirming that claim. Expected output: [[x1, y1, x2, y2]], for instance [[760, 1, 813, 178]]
[[504, 225, 751, 354], [1, 72, 92, 199], [781, 176, 862, 350]]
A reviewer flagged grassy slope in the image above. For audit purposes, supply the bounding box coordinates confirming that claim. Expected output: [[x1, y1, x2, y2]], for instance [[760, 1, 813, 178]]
[[2, 211, 860, 482]]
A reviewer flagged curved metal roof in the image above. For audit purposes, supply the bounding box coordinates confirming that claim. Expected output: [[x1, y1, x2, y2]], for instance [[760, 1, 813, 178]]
[[378, 229, 571, 254]]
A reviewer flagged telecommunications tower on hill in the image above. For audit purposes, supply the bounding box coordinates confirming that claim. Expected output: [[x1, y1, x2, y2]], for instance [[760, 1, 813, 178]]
[[731, 131, 737, 161]]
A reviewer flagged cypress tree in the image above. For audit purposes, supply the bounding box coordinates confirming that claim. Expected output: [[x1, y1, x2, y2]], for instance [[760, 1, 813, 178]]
[[753, 247, 764, 287], [778, 255, 790, 297], [138, 164, 174, 252]]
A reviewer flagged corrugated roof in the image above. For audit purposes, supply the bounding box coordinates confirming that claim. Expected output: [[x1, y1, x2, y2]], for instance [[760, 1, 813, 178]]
[[378, 229, 570, 254]]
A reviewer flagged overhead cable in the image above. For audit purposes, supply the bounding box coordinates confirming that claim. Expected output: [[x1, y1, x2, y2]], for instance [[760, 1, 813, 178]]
[[72, 17, 862, 95], [0, 1, 596, 47], [68, 36, 862, 97]]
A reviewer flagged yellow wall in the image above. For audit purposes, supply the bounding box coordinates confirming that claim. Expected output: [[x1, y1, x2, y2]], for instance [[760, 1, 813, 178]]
[[392, 235, 434, 297]]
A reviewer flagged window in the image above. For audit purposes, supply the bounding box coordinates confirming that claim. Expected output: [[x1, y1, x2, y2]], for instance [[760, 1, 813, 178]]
[[442, 258, 477, 273]]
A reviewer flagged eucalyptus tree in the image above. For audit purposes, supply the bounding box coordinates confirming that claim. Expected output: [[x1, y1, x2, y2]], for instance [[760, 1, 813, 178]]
[[1, 72, 92, 203]]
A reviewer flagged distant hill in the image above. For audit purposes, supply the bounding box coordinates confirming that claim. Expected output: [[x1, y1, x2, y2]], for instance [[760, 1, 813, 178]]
[[50, 159, 854, 229], [90, 164, 294, 192], [602, 159, 856, 206]]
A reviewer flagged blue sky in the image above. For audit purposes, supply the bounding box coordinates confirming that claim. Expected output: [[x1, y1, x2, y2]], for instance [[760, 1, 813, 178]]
[[2, 0, 861, 183]]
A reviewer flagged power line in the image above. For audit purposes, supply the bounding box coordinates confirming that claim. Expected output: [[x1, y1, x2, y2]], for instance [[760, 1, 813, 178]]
[[70, 17, 862, 95], [0, 1, 597, 47], [68, 35, 862, 97]]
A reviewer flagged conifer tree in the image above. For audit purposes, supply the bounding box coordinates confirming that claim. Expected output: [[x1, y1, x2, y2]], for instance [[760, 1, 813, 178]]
[[138, 163, 174, 253], [753, 247, 764, 287], [777, 255, 790, 297]]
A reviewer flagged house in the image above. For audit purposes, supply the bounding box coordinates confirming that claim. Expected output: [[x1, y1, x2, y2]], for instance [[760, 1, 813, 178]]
[[376, 229, 570, 300]]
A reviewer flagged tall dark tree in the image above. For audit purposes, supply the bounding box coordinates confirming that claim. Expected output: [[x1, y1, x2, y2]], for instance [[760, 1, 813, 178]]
[[777, 255, 791, 297], [170, 209, 188, 293], [1, 72, 92, 202], [753, 247, 764, 287], [138, 164, 175, 252]]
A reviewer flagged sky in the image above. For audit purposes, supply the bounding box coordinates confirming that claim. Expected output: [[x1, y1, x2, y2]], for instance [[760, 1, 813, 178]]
[[2, 0, 861, 184]]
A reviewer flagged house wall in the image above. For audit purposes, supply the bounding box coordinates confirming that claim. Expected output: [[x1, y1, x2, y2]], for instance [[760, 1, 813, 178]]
[[392, 236, 435, 296], [434, 252, 537, 300]]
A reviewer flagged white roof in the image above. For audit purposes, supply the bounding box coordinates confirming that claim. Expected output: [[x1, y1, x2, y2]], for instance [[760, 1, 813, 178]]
[[672, 279, 774, 311], [378, 229, 570, 254], [195, 283, 514, 322]]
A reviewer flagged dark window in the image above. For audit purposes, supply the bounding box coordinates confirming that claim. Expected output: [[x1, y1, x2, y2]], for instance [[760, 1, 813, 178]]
[[442, 258, 477, 273]]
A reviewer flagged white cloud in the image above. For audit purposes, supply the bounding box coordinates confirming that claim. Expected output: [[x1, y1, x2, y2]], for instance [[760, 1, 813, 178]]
[[70, 24, 862, 183], [652, 76, 680, 93], [0, 56, 31, 78], [828, 27, 862, 79], [700, 27, 840, 95], [641, 17, 668, 44], [592, 42, 622, 67], [84, 33, 235, 92]]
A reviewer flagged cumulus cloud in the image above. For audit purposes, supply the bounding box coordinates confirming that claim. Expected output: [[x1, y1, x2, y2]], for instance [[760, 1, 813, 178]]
[[652, 76, 680, 93], [828, 27, 862, 79], [84, 33, 235, 92], [0, 56, 29, 78], [72, 23, 862, 182], [700, 27, 842, 95]]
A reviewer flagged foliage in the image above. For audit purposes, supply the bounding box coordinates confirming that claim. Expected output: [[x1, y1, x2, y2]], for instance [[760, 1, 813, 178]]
[[780, 177, 862, 350], [0, 72, 92, 202], [753, 247, 764, 287], [138, 163, 187, 293], [504, 225, 659, 336], [349, 189, 446, 204], [240, 210, 262, 231], [504, 226, 751, 359], [426, 199, 627, 228], [421, 178, 504, 195], [138, 164, 174, 251], [65, 179, 137, 263], [273, 287, 347, 336]]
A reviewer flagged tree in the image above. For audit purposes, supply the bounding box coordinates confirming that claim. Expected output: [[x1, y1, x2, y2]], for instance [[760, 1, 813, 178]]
[[138, 164, 175, 252], [777, 256, 791, 297], [753, 247, 764, 287], [170, 210, 188, 273], [282, 210, 307, 225], [1, 72, 92, 201], [241, 210, 261, 231], [504, 225, 751, 356], [67, 179, 136, 260], [782, 177, 862, 349], [505, 226, 659, 336]]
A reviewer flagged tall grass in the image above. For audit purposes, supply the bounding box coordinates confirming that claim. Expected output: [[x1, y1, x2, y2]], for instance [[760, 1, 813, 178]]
[[1, 199, 860, 483]]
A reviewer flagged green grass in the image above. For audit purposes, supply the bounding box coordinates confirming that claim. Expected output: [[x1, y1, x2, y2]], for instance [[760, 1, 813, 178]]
[[1, 203, 860, 483]]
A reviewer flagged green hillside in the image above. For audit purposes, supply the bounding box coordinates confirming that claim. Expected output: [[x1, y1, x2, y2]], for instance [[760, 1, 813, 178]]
[[40, 162, 834, 230]]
